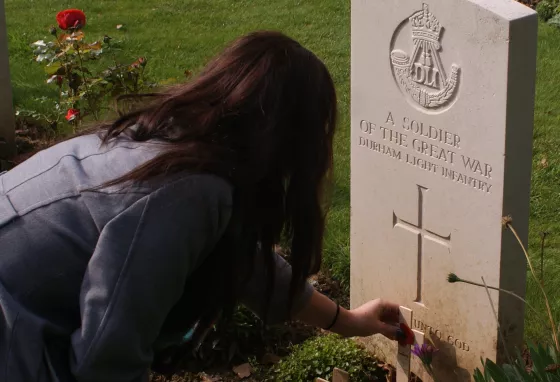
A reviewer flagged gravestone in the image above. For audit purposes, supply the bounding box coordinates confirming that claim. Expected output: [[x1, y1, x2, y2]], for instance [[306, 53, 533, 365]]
[[0, 0, 15, 161], [350, 0, 537, 380]]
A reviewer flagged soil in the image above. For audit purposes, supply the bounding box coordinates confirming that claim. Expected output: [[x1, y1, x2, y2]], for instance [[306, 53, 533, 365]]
[[3, 117, 60, 170], [309, 272, 350, 310], [517, 0, 541, 8], [148, 270, 344, 382], [517, 0, 542, 9]]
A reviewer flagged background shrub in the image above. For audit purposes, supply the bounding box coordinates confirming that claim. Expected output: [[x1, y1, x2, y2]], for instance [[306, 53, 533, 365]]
[[537, 0, 557, 21], [537, 0, 560, 22], [272, 334, 386, 381]]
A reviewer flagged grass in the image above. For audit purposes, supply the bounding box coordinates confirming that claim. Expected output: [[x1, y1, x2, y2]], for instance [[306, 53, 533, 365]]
[[4, 0, 560, 347], [525, 21, 560, 344]]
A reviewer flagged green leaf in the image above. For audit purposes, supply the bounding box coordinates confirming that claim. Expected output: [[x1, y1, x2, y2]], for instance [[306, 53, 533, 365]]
[[87, 41, 102, 51], [548, 345, 558, 364], [31, 40, 47, 47], [474, 368, 488, 382], [66, 96, 82, 104], [502, 364, 529, 382], [36, 53, 53, 63], [547, 12, 560, 28], [89, 78, 109, 87], [44, 61, 62, 76], [529, 342, 553, 379], [484, 359, 511, 382], [482, 357, 492, 381]]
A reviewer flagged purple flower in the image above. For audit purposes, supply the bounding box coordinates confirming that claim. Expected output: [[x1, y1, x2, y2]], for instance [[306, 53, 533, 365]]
[[412, 343, 438, 366]]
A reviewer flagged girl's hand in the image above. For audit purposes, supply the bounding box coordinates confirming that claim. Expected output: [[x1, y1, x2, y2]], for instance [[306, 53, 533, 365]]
[[295, 290, 406, 341], [348, 298, 401, 340]]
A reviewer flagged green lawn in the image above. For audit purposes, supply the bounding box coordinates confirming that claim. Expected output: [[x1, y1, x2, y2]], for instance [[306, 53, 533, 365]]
[[5, 1, 560, 345], [525, 21, 560, 344]]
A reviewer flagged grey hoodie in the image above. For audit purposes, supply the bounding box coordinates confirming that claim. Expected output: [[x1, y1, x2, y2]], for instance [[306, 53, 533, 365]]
[[0, 133, 313, 382]]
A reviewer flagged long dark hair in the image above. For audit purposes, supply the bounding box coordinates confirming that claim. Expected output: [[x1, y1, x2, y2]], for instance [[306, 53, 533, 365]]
[[96, 30, 337, 369]]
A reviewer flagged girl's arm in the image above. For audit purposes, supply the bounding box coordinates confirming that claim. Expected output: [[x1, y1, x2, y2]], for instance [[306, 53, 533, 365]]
[[239, 252, 402, 341], [294, 289, 402, 340]]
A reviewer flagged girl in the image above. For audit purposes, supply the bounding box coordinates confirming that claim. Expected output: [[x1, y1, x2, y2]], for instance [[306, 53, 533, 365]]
[[0, 31, 404, 381]]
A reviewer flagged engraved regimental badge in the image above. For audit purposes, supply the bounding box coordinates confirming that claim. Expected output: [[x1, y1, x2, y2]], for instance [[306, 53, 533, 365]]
[[390, 3, 460, 112]]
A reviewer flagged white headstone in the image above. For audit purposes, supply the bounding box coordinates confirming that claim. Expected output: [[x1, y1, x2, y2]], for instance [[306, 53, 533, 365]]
[[0, 0, 15, 161], [350, 0, 537, 380]]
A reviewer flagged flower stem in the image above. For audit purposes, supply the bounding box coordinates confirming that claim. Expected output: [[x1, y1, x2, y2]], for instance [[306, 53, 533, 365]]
[[540, 231, 547, 285], [113, 60, 131, 94], [75, 46, 98, 121], [449, 275, 550, 336], [505, 221, 559, 352]]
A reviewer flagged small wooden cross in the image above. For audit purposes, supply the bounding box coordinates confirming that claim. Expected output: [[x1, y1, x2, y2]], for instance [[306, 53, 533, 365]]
[[316, 307, 427, 382], [396, 306, 426, 382], [315, 367, 349, 382]]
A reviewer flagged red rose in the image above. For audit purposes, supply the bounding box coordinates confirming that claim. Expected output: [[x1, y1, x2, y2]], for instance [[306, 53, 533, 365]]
[[56, 9, 86, 30], [65, 108, 80, 122]]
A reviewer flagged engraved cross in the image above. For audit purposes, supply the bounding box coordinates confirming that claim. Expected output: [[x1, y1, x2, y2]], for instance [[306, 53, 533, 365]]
[[393, 185, 451, 306]]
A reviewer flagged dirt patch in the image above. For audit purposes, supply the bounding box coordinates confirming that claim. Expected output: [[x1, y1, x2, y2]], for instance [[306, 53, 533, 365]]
[[147, 264, 349, 382], [149, 320, 318, 382], [309, 271, 350, 310], [3, 116, 60, 169], [517, 0, 541, 8]]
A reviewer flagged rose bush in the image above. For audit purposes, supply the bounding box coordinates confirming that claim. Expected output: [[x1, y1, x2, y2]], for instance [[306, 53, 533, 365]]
[[21, 8, 156, 131]]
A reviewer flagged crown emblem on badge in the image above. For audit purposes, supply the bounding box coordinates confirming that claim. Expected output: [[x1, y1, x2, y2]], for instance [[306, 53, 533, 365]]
[[390, 3, 460, 111], [410, 4, 442, 45]]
